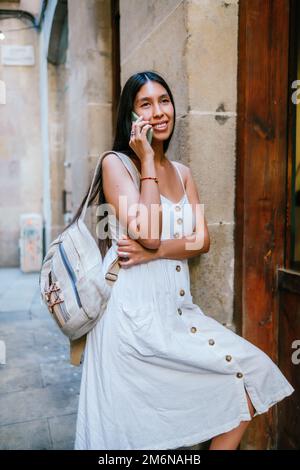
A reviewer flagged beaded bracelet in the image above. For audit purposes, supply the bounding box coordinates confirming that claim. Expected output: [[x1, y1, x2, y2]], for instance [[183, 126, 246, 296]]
[[140, 176, 159, 184]]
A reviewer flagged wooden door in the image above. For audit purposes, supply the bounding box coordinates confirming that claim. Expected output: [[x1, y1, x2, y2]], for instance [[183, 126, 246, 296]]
[[236, 0, 293, 449]]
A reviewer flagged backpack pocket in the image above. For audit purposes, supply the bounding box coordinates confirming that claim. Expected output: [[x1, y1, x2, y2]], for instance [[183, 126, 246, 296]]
[[76, 263, 111, 320], [58, 242, 82, 309]]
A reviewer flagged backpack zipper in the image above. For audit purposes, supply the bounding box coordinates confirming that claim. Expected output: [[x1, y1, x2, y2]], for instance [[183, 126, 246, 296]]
[[58, 242, 82, 308]]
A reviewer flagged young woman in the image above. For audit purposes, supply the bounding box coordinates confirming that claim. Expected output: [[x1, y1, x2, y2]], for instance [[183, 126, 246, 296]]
[[74, 71, 294, 450]]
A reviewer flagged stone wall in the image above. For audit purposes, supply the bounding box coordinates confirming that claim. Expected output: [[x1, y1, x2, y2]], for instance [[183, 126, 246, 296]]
[[67, 0, 113, 234], [120, 0, 238, 327], [0, 13, 43, 266]]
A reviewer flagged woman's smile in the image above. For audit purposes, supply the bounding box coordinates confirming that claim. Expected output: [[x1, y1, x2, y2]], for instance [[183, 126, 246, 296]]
[[152, 121, 168, 132]]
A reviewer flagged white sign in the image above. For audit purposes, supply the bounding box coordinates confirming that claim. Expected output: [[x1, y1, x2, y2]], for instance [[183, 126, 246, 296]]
[[1, 45, 35, 66]]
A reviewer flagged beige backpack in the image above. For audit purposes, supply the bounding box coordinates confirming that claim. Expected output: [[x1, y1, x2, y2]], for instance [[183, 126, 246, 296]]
[[39, 151, 140, 365]]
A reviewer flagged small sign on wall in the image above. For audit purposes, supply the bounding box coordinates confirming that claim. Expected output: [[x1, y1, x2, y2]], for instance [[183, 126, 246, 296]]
[[19, 213, 43, 272], [1, 45, 35, 66]]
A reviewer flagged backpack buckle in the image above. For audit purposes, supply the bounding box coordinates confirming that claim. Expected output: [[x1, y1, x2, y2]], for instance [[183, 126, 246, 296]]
[[105, 271, 118, 282], [105, 257, 120, 285]]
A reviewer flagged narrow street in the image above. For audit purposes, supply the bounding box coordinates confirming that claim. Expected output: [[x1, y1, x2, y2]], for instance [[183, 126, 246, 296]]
[[0, 268, 82, 450]]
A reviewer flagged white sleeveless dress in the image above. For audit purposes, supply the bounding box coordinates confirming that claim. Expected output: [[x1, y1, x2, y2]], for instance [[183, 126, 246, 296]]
[[74, 160, 294, 450]]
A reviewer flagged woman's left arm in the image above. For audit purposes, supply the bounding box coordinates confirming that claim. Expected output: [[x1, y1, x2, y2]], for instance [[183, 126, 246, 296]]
[[152, 165, 210, 260]]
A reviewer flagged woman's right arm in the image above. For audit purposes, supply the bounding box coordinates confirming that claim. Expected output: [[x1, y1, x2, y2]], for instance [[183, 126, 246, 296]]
[[102, 153, 162, 250]]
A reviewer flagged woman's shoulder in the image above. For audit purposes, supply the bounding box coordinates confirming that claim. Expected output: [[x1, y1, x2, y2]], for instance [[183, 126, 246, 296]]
[[101, 152, 131, 180], [172, 160, 191, 184], [102, 150, 132, 168]]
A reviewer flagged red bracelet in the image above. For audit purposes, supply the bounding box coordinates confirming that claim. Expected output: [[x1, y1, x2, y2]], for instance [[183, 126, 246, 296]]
[[140, 176, 159, 184]]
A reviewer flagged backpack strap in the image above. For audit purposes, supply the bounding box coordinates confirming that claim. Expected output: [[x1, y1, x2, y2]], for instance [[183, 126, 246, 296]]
[[114, 152, 141, 189], [69, 151, 141, 367], [80, 151, 140, 221], [70, 335, 87, 366]]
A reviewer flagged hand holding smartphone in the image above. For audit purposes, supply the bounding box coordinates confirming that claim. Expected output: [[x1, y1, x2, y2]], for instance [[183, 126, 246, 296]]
[[131, 111, 153, 145]]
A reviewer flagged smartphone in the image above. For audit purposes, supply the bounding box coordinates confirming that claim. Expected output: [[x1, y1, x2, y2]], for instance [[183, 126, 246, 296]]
[[131, 111, 153, 145]]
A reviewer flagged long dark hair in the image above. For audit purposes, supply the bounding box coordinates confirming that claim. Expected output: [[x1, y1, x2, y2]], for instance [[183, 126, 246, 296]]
[[65, 70, 176, 257]]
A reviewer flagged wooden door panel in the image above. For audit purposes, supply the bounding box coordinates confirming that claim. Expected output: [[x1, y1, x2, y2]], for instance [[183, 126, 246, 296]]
[[236, 0, 291, 449]]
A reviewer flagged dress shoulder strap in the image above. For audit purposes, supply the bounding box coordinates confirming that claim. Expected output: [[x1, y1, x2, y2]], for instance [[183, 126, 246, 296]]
[[171, 161, 186, 195]]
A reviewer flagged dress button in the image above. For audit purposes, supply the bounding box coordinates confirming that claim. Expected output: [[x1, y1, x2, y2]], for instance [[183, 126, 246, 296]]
[[180, 289, 185, 296], [177, 218, 183, 225], [190, 326, 197, 333], [175, 205, 181, 212], [208, 339, 215, 346], [176, 265, 181, 272], [226, 355, 232, 362], [177, 308, 182, 315], [174, 232, 180, 238], [236, 372, 243, 378]]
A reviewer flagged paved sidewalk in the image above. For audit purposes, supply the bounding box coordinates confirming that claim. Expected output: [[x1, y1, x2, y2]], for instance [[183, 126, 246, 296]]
[[0, 268, 82, 450]]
